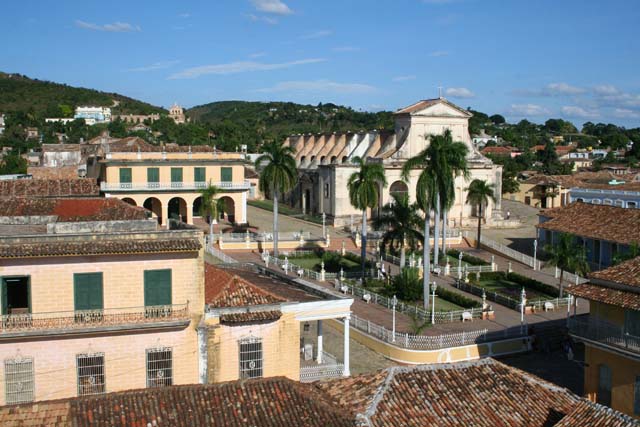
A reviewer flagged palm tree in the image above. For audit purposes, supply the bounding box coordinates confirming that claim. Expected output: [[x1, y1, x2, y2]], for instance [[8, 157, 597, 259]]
[[198, 184, 224, 245], [373, 193, 424, 269], [347, 157, 387, 281], [465, 179, 496, 249], [544, 233, 589, 297], [255, 141, 298, 257], [402, 147, 438, 310]]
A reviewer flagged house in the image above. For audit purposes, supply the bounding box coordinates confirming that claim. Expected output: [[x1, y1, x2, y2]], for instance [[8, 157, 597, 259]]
[[1, 358, 636, 426], [567, 257, 640, 418], [0, 197, 204, 404], [283, 97, 504, 227], [25, 127, 39, 140], [472, 129, 497, 147], [480, 145, 521, 158], [201, 264, 353, 383], [74, 106, 111, 125], [537, 202, 640, 270]]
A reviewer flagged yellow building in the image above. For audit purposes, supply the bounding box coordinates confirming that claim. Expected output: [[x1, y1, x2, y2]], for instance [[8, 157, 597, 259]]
[[96, 139, 250, 226], [201, 264, 353, 383], [567, 256, 640, 418], [0, 197, 204, 404]]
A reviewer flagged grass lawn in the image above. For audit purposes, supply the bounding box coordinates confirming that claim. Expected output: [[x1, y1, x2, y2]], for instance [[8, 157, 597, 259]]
[[433, 297, 465, 311], [479, 278, 556, 300], [282, 255, 360, 273], [248, 200, 323, 224]]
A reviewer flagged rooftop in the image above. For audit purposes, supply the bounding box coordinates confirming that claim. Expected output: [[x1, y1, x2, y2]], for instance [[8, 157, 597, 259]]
[[0, 179, 100, 198], [393, 98, 473, 117], [0, 197, 148, 222], [537, 202, 640, 245]]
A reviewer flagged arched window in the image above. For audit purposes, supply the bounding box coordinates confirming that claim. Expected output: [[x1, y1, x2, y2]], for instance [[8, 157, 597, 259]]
[[628, 201, 638, 209]]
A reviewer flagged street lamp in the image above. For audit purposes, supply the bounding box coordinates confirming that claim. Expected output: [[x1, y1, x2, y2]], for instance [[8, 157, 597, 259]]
[[322, 212, 326, 239], [458, 251, 463, 281], [533, 239, 538, 271], [391, 295, 398, 342], [431, 282, 438, 325], [520, 287, 527, 325]]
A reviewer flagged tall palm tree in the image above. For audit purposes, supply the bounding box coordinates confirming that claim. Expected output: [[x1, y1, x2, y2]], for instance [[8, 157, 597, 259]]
[[255, 141, 298, 257], [347, 157, 387, 281], [465, 179, 496, 249], [544, 233, 589, 297], [402, 147, 438, 310], [373, 193, 424, 269], [199, 184, 224, 245]]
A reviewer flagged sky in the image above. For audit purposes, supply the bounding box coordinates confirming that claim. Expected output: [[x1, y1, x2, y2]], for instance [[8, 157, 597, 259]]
[[2, 0, 640, 128]]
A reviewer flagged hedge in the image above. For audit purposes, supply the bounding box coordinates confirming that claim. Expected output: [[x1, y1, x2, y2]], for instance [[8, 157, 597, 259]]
[[474, 271, 559, 297], [436, 287, 482, 309], [446, 249, 490, 266]]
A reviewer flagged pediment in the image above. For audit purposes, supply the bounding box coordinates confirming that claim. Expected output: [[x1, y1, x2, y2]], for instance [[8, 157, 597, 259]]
[[413, 101, 472, 118]]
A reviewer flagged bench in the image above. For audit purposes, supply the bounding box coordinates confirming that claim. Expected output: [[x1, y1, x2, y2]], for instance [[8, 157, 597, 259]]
[[363, 294, 372, 304], [544, 302, 555, 312], [461, 311, 473, 322], [340, 285, 349, 294]]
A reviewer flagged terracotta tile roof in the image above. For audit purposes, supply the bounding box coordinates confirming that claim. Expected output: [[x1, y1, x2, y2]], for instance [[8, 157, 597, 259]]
[[554, 399, 639, 427], [590, 256, 640, 288], [536, 202, 640, 245], [394, 98, 472, 117], [315, 359, 580, 427], [0, 197, 148, 222], [0, 400, 71, 426], [0, 238, 201, 259], [220, 310, 282, 324], [102, 137, 215, 153], [566, 282, 640, 310], [205, 263, 285, 307], [0, 179, 100, 197], [480, 146, 515, 155], [0, 378, 354, 427]]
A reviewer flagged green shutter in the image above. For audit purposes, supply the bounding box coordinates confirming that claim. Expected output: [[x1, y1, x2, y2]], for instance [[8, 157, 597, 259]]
[[119, 168, 132, 184], [194, 167, 206, 183], [147, 167, 159, 183], [74, 273, 104, 311], [171, 168, 183, 183], [144, 269, 172, 307], [221, 167, 232, 182], [1, 279, 7, 315]]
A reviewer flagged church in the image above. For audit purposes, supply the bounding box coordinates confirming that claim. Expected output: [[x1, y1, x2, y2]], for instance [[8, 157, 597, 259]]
[[283, 97, 504, 227]]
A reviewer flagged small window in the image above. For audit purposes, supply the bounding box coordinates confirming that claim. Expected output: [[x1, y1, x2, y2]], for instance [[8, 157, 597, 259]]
[[221, 167, 233, 182], [119, 168, 132, 186], [4, 357, 34, 404], [194, 167, 206, 183], [324, 183, 330, 198], [239, 337, 263, 379], [77, 353, 106, 396], [171, 168, 183, 187], [628, 201, 637, 209], [147, 167, 159, 186], [146, 348, 173, 388], [597, 364, 612, 407]]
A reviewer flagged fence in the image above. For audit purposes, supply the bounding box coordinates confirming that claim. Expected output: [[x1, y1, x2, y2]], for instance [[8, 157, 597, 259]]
[[205, 243, 238, 264], [264, 255, 322, 281], [568, 317, 640, 354], [465, 231, 541, 269], [554, 267, 589, 285]]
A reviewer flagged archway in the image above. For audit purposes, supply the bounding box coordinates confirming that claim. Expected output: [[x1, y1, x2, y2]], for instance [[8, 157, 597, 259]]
[[121, 197, 137, 206], [143, 197, 162, 224], [341, 156, 349, 164], [330, 156, 337, 164], [219, 196, 236, 224], [168, 197, 188, 223], [192, 196, 203, 218], [389, 181, 409, 198]]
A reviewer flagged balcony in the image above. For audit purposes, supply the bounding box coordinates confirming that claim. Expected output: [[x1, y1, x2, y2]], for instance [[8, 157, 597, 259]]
[[568, 317, 640, 356], [0, 304, 190, 338], [100, 181, 251, 192]]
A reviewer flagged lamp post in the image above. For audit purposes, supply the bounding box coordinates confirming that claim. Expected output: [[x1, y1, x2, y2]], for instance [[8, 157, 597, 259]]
[[533, 239, 538, 271], [391, 295, 397, 342], [520, 287, 527, 325], [322, 212, 326, 239], [431, 282, 438, 325], [458, 252, 463, 280]]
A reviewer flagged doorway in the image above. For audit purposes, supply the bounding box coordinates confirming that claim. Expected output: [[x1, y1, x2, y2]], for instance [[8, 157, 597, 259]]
[[2, 276, 31, 315]]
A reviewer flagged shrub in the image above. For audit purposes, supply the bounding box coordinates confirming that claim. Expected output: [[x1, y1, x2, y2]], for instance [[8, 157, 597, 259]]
[[436, 287, 482, 309], [390, 268, 423, 301], [473, 271, 559, 297], [447, 249, 490, 266]]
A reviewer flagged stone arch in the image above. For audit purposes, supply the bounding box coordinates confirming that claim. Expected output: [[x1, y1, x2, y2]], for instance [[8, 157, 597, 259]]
[[341, 156, 349, 164], [121, 197, 137, 206], [219, 196, 236, 223], [300, 156, 306, 166], [320, 156, 326, 164], [628, 201, 637, 209], [168, 197, 188, 223], [330, 156, 337, 164], [192, 196, 203, 218], [143, 197, 162, 224], [389, 180, 409, 198], [310, 155, 316, 165]]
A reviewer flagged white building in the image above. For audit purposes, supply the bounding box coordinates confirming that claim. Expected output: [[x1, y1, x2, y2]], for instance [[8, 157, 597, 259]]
[[472, 129, 497, 148], [74, 106, 112, 125]]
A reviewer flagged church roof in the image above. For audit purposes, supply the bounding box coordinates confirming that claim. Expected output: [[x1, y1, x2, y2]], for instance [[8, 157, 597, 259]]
[[394, 97, 473, 117]]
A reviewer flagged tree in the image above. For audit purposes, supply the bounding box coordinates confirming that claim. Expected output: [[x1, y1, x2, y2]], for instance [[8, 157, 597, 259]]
[[465, 180, 496, 249], [255, 141, 298, 257], [0, 151, 27, 174], [612, 242, 640, 265], [347, 157, 387, 281], [490, 114, 506, 125], [544, 233, 589, 297], [373, 193, 424, 269], [198, 184, 224, 245]]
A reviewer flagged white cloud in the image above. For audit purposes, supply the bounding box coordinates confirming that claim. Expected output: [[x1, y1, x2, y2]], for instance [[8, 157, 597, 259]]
[[561, 106, 599, 119], [392, 75, 416, 82], [256, 80, 376, 94], [613, 108, 640, 119], [248, 14, 278, 24], [593, 84, 620, 96], [75, 20, 141, 32], [250, 0, 292, 15], [508, 104, 551, 116], [429, 50, 450, 57], [168, 58, 326, 79], [301, 30, 332, 39], [332, 46, 359, 52], [178, 12, 190, 18], [445, 87, 475, 98], [127, 60, 180, 72], [544, 82, 585, 96]]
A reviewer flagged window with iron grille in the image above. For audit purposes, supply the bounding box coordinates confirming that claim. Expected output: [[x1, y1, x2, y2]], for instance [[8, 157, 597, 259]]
[[239, 337, 262, 379], [146, 348, 172, 388], [4, 357, 34, 404], [76, 353, 105, 396]]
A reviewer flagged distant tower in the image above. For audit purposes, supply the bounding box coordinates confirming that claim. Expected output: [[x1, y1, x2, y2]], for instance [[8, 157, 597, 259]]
[[169, 103, 186, 124]]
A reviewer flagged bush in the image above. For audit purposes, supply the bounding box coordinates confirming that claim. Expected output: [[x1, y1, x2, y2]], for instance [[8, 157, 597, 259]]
[[474, 271, 559, 297], [391, 268, 423, 301], [447, 249, 490, 266], [436, 287, 482, 309]]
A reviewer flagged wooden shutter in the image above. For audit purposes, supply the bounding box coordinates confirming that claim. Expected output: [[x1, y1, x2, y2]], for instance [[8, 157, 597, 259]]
[[144, 270, 172, 306], [194, 167, 206, 183], [119, 168, 132, 183], [171, 168, 183, 183], [221, 167, 232, 182], [74, 273, 104, 311], [147, 168, 159, 183]]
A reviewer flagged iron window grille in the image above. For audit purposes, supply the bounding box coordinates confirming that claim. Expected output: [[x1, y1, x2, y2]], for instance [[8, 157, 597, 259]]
[[239, 337, 263, 379], [4, 356, 34, 404], [76, 353, 106, 396], [146, 348, 173, 388]]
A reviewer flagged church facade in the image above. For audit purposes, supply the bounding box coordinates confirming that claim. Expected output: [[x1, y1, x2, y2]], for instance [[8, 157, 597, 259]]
[[283, 98, 503, 227]]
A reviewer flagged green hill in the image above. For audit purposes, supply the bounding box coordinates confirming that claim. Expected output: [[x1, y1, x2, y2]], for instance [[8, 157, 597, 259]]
[[0, 72, 165, 118]]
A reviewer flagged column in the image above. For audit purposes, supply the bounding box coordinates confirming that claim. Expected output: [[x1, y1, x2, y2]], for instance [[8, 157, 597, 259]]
[[186, 204, 193, 225], [318, 175, 324, 214], [301, 190, 306, 215], [343, 316, 350, 377], [161, 202, 169, 228], [316, 320, 323, 364], [241, 191, 247, 224]]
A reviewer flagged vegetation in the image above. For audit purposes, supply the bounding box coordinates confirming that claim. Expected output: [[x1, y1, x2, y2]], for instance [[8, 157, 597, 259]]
[[436, 287, 482, 309], [465, 180, 496, 249], [543, 233, 590, 297], [613, 242, 640, 265], [446, 249, 490, 266], [198, 185, 224, 241], [471, 271, 560, 300], [254, 141, 298, 257], [347, 156, 387, 282]]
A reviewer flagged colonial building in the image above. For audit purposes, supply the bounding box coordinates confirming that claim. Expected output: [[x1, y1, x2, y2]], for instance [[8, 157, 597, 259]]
[[283, 98, 503, 227], [169, 103, 187, 124], [74, 106, 111, 125], [568, 257, 640, 418], [0, 197, 204, 404]]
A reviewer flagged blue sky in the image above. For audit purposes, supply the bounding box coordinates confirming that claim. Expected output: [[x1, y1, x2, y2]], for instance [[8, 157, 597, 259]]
[[2, 0, 640, 127]]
